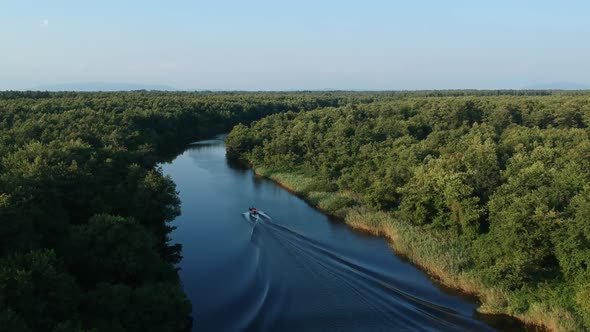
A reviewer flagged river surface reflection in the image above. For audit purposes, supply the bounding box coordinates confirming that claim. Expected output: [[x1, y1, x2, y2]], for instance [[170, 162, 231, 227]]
[[162, 135, 526, 331]]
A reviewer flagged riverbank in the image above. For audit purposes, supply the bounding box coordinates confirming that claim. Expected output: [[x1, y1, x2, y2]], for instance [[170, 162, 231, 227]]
[[253, 167, 577, 332]]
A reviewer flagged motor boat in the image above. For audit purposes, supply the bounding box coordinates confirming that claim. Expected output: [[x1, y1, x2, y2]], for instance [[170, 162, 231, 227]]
[[248, 207, 258, 216]]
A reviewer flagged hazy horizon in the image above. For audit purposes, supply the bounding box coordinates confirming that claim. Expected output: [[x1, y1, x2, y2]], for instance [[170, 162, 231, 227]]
[[17, 81, 590, 92], [2, 0, 589, 90]]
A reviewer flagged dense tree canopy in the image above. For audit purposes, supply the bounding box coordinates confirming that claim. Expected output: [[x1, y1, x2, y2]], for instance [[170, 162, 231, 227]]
[[2, 90, 589, 330]]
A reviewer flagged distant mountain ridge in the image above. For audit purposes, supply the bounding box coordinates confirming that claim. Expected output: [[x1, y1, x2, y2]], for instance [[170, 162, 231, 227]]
[[523, 82, 590, 90], [27, 82, 590, 92], [32, 82, 176, 92]]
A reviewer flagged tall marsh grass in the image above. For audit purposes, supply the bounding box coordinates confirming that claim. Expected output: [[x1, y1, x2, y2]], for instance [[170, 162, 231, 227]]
[[255, 167, 581, 331]]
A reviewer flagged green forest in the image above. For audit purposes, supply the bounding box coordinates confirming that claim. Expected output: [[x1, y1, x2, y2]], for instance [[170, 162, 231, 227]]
[[0, 91, 364, 331], [2, 90, 589, 331], [226, 94, 590, 331]]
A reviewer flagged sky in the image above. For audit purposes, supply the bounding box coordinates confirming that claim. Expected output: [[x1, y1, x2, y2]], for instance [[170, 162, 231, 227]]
[[1, 0, 590, 90]]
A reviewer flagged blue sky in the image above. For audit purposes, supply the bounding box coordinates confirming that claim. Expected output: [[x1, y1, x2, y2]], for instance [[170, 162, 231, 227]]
[[1, 0, 589, 90]]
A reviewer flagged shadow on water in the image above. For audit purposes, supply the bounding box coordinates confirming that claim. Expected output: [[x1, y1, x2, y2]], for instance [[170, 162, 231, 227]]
[[163, 135, 536, 332], [226, 157, 251, 172]]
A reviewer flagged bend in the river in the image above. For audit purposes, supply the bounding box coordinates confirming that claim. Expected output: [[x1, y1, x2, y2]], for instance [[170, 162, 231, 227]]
[[162, 135, 528, 332]]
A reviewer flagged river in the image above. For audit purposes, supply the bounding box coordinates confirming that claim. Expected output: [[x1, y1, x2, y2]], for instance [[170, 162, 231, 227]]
[[162, 135, 527, 332]]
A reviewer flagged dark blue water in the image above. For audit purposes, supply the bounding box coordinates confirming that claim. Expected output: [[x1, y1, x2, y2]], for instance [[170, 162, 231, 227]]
[[162, 136, 525, 332]]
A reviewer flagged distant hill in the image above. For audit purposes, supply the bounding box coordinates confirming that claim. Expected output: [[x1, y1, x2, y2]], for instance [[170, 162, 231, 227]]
[[523, 82, 590, 90], [32, 82, 176, 92]]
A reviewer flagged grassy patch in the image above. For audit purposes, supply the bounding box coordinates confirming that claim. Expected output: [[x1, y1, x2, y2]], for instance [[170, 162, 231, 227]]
[[307, 191, 354, 214], [255, 168, 315, 193]]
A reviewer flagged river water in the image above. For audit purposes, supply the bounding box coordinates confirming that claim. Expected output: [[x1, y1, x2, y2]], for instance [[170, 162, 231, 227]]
[[162, 135, 526, 332]]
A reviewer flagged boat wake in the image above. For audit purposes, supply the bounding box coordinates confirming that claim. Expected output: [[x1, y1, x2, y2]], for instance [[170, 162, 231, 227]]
[[233, 212, 494, 332]]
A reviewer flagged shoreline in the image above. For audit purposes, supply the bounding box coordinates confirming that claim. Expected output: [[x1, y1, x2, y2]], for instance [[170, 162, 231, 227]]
[[252, 167, 575, 332]]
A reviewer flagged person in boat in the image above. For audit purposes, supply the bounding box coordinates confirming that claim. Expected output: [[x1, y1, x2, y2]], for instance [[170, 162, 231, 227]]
[[249, 207, 258, 215]]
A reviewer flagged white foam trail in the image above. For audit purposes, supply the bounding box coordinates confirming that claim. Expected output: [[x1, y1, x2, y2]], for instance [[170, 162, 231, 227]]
[[242, 211, 262, 237], [252, 215, 260, 236]]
